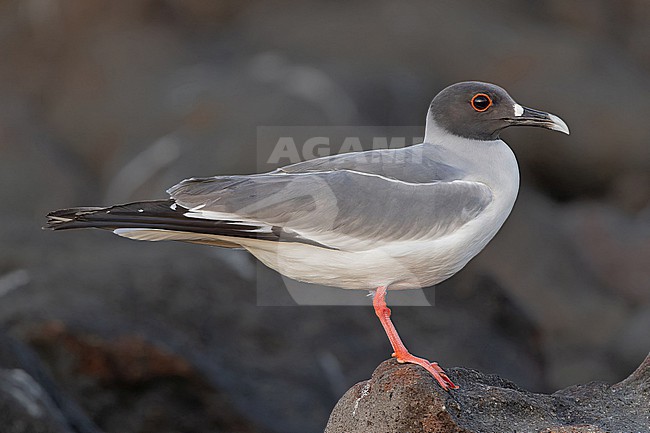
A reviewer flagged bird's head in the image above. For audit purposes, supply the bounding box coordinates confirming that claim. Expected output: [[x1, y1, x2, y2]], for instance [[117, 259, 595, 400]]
[[426, 81, 569, 141]]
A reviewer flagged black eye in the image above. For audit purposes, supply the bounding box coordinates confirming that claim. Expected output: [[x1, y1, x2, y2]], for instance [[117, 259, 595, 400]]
[[471, 93, 492, 112]]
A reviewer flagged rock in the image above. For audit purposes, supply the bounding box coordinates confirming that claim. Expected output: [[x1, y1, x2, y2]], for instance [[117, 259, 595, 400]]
[[562, 201, 650, 304], [24, 320, 260, 433], [0, 368, 74, 433], [0, 331, 102, 433], [325, 354, 650, 433]]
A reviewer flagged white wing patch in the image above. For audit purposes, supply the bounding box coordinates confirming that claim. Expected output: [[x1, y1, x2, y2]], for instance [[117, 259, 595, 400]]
[[183, 209, 264, 226], [112, 228, 243, 247]]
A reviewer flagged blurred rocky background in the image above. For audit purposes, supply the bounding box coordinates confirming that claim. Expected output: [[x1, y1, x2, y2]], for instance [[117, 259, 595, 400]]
[[0, 1, 648, 432]]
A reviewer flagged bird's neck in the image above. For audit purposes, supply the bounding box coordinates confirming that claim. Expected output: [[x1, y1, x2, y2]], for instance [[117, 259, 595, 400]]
[[423, 121, 520, 196]]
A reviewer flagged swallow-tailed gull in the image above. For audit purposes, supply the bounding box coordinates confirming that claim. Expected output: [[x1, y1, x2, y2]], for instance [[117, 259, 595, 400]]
[[47, 81, 569, 390]]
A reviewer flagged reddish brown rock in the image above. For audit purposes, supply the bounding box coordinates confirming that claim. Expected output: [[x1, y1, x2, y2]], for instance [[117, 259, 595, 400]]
[[325, 355, 650, 433]]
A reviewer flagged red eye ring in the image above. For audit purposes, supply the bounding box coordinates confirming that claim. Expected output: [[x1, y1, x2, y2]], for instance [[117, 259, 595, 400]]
[[471, 93, 493, 112]]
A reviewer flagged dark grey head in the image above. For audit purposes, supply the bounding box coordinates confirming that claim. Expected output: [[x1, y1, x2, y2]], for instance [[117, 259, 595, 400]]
[[427, 81, 569, 141]]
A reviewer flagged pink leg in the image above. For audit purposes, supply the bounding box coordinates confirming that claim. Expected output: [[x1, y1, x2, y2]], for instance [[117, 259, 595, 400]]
[[373, 285, 458, 390]]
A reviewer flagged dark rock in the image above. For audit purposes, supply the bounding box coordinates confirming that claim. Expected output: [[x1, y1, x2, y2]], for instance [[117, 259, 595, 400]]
[[325, 354, 650, 433], [0, 330, 102, 433], [468, 188, 637, 388], [0, 368, 77, 433], [562, 201, 650, 304], [25, 320, 260, 433]]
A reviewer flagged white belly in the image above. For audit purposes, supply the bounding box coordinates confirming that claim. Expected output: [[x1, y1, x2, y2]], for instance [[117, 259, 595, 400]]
[[241, 194, 514, 290]]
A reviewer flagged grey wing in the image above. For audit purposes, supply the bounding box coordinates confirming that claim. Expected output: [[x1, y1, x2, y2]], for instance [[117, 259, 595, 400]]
[[168, 169, 493, 251], [277, 144, 465, 183]]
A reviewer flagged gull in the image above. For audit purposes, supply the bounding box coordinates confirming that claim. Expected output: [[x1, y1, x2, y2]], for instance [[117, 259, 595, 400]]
[[46, 81, 569, 390]]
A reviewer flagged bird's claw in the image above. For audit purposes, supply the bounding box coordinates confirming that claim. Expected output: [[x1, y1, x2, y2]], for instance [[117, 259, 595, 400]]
[[393, 352, 459, 390]]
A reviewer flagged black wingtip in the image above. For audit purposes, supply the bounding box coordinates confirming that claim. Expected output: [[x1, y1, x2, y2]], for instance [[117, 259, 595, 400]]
[[44, 207, 106, 230], [44, 200, 181, 232]]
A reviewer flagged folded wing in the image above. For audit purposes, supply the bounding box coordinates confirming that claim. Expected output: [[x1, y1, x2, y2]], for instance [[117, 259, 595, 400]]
[[169, 169, 492, 251]]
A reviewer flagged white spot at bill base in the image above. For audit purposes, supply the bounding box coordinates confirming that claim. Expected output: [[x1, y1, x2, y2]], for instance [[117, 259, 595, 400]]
[[514, 103, 524, 117]]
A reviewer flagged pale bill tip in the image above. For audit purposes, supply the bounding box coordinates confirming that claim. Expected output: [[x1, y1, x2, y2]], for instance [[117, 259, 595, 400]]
[[549, 113, 570, 135]]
